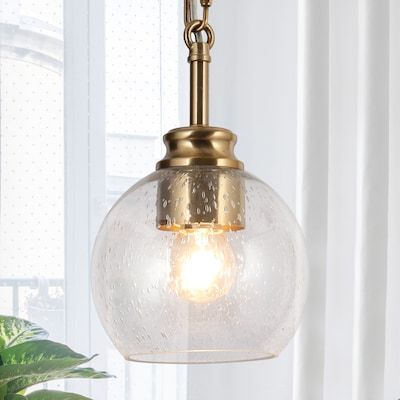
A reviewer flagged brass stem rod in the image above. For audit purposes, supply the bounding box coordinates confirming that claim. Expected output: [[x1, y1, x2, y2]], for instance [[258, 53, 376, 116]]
[[184, 0, 214, 127], [189, 44, 210, 126]]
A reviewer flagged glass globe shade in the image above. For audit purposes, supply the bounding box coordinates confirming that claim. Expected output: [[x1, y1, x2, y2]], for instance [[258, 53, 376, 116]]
[[91, 166, 308, 364]]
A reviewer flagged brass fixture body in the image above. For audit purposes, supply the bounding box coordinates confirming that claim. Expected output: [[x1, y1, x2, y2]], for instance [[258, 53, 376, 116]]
[[156, 0, 244, 232], [156, 167, 245, 232], [156, 126, 243, 171]]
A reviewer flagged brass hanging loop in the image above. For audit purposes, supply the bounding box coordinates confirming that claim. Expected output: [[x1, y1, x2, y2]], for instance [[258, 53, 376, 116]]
[[184, 0, 214, 48], [196, 0, 211, 31], [184, 20, 215, 49]]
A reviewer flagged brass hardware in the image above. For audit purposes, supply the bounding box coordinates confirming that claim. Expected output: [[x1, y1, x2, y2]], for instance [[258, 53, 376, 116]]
[[184, 21, 215, 49], [156, 126, 243, 170], [185, 0, 212, 33], [189, 42, 211, 125], [184, 0, 193, 26], [157, 0, 243, 171], [188, 42, 211, 63], [183, 0, 215, 125], [156, 167, 245, 232], [156, 0, 245, 232]]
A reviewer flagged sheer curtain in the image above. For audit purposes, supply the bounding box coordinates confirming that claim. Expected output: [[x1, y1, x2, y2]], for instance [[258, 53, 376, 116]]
[[1, 0, 399, 399], [295, 1, 399, 399], [188, 0, 400, 399]]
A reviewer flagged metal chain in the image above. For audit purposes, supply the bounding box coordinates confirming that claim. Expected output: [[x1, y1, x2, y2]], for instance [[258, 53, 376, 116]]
[[184, 0, 215, 49]]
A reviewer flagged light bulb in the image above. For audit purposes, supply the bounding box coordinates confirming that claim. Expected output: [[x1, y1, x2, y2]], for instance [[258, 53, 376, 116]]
[[169, 228, 236, 303]]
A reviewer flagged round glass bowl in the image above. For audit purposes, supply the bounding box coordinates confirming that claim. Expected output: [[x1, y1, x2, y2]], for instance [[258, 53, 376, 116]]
[[91, 166, 308, 364]]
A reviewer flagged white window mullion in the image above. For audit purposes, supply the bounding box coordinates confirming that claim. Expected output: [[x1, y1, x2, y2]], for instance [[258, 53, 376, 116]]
[[64, 0, 91, 396], [65, 0, 107, 397], [88, 0, 107, 398], [88, 0, 106, 245]]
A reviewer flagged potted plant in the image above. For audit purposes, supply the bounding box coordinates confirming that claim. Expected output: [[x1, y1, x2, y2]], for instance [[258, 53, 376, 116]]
[[0, 315, 112, 400]]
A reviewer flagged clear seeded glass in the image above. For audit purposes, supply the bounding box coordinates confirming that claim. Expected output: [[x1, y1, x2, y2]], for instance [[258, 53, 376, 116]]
[[91, 167, 308, 364]]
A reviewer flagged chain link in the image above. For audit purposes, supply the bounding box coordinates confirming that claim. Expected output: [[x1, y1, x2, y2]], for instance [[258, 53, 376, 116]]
[[184, 0, 215, 49]]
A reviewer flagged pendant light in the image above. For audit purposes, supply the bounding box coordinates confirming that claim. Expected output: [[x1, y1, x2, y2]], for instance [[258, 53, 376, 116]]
[[91, 0, 308, 364]]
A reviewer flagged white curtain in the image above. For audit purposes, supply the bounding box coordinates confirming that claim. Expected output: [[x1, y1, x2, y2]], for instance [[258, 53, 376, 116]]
[[295, 0, 399, 399], [189, 0, 400, 399]]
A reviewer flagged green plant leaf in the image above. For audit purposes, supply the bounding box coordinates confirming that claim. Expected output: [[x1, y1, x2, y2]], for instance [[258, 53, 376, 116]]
[[0, 384, 7, 400], [26, 390, 91, 400], [0, 316, 48, 351], [5, 395, 26, 400], [0, 340, 92, 387], [6, 368, 113, 394]]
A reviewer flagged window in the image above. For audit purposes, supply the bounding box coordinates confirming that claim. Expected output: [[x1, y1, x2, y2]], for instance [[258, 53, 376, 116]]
[[0, 0, 64, 343], [0, 0, 186, 398], [105, 0, 180, 205]]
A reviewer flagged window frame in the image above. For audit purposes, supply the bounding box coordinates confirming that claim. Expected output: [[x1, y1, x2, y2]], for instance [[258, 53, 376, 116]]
[[64, 1, 186, 399]]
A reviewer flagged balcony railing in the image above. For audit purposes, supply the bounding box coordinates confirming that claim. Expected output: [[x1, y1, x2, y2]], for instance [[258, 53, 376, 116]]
[[0, 277, 64, 315]]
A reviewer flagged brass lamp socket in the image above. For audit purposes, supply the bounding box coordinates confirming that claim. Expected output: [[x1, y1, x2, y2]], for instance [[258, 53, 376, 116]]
[[156, 166, 245, 232]]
